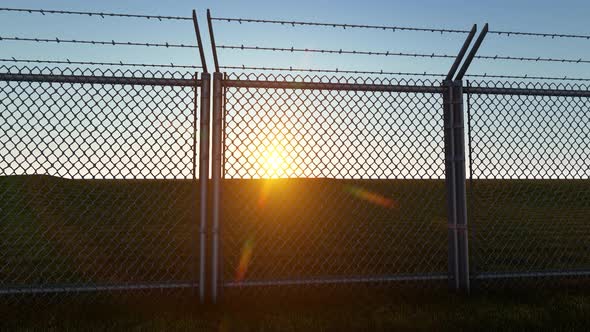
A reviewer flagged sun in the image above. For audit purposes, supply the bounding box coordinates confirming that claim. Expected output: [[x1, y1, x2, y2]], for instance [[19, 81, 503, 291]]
[[262, 149, 286, 177]]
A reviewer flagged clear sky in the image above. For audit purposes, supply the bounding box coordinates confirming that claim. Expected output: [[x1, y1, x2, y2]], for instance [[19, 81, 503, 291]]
[[2, 0, 590, 79], [1, 0, 589, 180]]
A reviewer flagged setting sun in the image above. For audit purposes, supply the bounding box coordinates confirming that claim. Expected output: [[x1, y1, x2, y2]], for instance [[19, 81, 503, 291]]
[[262, 149, 286, 177]]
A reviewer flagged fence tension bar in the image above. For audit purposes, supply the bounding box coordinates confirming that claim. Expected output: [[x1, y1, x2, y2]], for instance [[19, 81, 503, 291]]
[[455, 23, 488, 81], [207, 9, 220, 72], [446, 24, 477, 81], [192, 9, 208, 73]]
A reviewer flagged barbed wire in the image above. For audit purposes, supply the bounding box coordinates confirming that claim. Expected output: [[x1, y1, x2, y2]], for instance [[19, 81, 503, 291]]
[[475, 54, 590, 64], [218, 44, 455, 59], [218, 44, 590, 64], [211, 16, 470, 34], [3, 8, 589, 40], [0, 58, 200, 69], [0, 7, 191, 21], [489, 29, 590, 40], [0, 36, 198, 49], [220, 65, 445, 77], [211, 16, 590, 40]]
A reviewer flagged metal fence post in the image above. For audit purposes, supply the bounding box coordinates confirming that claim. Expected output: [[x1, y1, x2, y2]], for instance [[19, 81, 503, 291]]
[[453, 80, 470, 293], [211, 72, 223, 303], [443, 80, 458, 291], [444, 80, 470, 292], [198, 72, 211, 303]]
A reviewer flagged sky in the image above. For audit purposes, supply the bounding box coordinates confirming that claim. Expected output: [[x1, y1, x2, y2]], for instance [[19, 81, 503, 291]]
[[1, 0, 589, 180], [2, 0, 590, 79]]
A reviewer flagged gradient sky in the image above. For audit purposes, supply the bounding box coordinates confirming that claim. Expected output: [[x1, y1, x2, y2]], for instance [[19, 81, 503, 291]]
[[2, 0, 590, 79], [1, 0, 589, 180]]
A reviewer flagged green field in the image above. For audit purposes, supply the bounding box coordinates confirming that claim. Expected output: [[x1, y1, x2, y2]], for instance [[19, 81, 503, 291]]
[[1, 175, 589, 330]]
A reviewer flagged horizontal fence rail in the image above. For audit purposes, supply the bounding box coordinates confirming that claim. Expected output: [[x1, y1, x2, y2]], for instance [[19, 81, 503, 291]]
[[222, 79, 444, 92], [0, 282, 199, 295], [223, 274, 448, 288], [0, 72, 199, 86], [465, 86, 590, 97]]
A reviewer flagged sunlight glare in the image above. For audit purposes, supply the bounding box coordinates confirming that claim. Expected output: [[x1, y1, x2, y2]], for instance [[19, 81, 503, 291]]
[[263, 149, 286, 178]]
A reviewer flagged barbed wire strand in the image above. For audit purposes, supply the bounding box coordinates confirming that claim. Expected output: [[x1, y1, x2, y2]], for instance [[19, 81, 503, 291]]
[[211, 16, 590, 40], [0, 7, 190, 21], [488, 30, 590, 40], [211, 16, 469, 34], [474, 54, 590, 64], [222, 65, 590, 82], [3, 9, 589, 40], [0, 58, 201, 69], [218, 44, 590, 64], [218, 44, 455, 59], [0, 36, 198, 49]]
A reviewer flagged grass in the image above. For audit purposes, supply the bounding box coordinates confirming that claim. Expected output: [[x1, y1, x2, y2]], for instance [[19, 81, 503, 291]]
[[3, 287, 590, 331], [1, 174, 589, 330]]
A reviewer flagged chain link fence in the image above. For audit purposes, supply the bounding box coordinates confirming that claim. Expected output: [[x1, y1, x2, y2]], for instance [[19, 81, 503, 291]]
[[0, 66, 202, 301], [2, 66, 590, 306], [466, 80, 590, 285], [218, 73, 449, 290]]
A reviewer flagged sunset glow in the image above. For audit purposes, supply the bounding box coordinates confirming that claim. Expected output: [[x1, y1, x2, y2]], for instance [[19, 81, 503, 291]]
[[262, 148, 286, 178]]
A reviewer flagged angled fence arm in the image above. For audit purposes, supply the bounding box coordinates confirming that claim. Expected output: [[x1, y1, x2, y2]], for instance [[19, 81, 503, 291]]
[[192, 10, 208, 73], [455, 24, 489, 81], [207, 9, 220, 72], [446, 24, 477, 81]]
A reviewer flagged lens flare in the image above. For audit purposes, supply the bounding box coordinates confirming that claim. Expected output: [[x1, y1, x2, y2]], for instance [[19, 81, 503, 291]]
[[345, 185, 396, 208], [235, 237, 255, 282], [258, 179, 273, 207]]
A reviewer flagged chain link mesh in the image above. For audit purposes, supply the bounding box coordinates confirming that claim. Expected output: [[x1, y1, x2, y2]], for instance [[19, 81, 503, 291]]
[[467, 80, 590, 284], [221, 73, 448, 288], [0, 66, 200, 300], [5, 63, 589, 304]]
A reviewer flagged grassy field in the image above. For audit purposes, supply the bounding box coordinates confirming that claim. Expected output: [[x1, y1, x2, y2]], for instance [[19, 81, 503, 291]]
[[1, 175, 589, 330], [1, 175, 589, 284], [3, 287, 590, 331]]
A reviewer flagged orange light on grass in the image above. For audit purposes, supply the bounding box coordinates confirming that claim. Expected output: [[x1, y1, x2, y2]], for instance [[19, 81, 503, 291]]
[[345, 185, 396, 208], [257, 179, 274, 207], [235, 237, 255, 282]]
